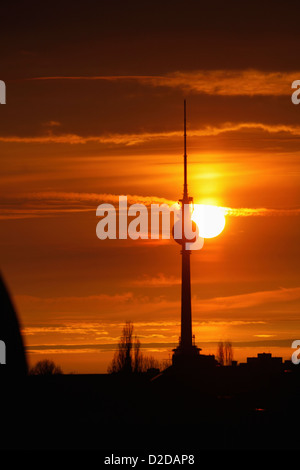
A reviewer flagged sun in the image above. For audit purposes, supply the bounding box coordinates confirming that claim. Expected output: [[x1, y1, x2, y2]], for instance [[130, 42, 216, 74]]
[[192, 204, 226, 239]]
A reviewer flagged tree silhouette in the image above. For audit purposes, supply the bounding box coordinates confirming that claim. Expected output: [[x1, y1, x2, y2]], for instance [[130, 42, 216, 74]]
[[108, 321, 161, 374], [217, 341, 233, 366], [217, 341, 224, 365], [224, 341, 233, 366], [29, 359, 63, 376], [108, 321, 134, 374]]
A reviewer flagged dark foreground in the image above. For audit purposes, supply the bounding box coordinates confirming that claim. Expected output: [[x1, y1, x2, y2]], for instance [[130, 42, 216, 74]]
[[1, 365, 300, 450]]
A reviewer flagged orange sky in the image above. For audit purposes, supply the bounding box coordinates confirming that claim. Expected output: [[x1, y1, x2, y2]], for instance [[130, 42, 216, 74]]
[[1, 1, 300, 372]]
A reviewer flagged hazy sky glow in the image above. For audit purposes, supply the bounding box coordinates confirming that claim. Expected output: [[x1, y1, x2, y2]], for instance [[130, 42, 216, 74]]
[[1, 1, 300, 372]]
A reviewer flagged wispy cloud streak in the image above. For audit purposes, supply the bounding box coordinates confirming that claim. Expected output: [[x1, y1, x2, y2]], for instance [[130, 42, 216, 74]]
[[1, 122, 300, 146], [194, 286, 300, 312], [25, 70, 299, 96], [1, 191, 300, 220]]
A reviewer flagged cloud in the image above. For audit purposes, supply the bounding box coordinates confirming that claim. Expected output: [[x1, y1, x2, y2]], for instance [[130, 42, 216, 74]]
[[1, 122, 300, 146], [22, 318, 266, 353], [133, 273, 181, 287], [15, 291, 180, 323], [224, 207, 300, 217], [27, 191, 176, 206], [26, 69, 299, 96], [1, 191, 300, 220], [0, 191, 178, 219], [254, 334, 276, 338], [193, 286, 300, 313], [42, 121, 61, 127], [16, 286, 300, 328]]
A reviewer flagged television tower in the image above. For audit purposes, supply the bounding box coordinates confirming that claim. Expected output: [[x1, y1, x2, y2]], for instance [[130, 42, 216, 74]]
[[179, 99, 194, 350], [171, 100, 202, 366]]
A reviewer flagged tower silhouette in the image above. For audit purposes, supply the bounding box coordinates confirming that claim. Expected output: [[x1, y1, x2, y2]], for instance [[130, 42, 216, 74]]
[[172, 101, 216, 369]]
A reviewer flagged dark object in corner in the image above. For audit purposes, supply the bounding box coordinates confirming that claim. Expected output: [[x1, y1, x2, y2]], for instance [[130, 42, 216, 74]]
[[0, 274, 27, 377]]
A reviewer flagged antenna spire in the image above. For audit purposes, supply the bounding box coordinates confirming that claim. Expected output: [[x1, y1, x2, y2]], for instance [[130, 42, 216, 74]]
[[183, 99, 188, 198]]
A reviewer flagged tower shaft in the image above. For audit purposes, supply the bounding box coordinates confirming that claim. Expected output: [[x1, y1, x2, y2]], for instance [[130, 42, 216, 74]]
[[180, 245, 192, 349], [180, 99, 193, 351]]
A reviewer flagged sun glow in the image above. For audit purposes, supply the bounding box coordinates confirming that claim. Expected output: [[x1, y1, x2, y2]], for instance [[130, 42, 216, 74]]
[[192, 204, 226, 239]]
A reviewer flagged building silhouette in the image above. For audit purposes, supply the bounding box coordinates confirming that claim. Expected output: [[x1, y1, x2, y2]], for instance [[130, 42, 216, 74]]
[[245, 352, 283, 372]]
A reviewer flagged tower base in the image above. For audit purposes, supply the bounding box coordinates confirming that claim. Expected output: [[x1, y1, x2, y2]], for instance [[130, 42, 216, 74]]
[[172, 344, 217, 370], [150, 344, 217, 383]]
